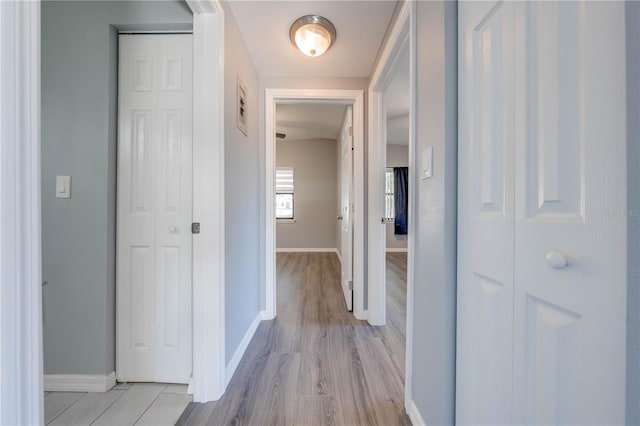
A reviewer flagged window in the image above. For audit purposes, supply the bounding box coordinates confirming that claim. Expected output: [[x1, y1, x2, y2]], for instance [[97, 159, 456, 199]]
[[384, 168, 394, 221], [276, 167, 295, 220]]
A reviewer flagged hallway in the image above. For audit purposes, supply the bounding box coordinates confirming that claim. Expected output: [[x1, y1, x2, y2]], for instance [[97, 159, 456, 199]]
[[178, 252, 409, 425]]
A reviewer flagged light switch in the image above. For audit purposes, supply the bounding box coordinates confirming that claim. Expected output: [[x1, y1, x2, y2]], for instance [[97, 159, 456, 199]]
[[422, 147, 433, 179], [56, 176, 71, 199]]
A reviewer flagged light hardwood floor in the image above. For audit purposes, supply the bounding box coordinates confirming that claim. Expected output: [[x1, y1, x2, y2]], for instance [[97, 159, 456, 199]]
[[178, 252, 409, 426], [44, 383, 191, 426]]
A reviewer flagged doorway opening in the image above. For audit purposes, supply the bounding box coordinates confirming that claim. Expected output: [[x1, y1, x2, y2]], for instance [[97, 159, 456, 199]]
[[264, 89, 365, 321], [274, 102, 353, 311], [366, 0, 416, 409]]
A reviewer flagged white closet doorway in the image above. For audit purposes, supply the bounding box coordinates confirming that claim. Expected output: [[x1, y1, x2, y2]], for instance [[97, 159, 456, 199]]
[[116, 34, 193, 383]]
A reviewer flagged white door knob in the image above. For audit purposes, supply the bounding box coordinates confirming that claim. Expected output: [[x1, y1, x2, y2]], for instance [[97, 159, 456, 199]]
[[546, 250, 567, 269], [169, 225, 178, 234]]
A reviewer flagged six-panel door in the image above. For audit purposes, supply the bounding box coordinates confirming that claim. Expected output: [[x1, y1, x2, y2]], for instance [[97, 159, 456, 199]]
[[457, 1, 627, 424], [117, 34, 193, 384]]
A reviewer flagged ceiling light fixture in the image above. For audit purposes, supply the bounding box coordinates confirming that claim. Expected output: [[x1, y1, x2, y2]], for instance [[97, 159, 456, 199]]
[[290, 15, 336, 58]]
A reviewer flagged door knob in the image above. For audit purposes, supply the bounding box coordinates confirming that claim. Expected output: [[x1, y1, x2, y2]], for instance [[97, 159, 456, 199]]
[[337, 216, 343, 221], [169, 225, 178, 234], [546, 250, 567, 269]]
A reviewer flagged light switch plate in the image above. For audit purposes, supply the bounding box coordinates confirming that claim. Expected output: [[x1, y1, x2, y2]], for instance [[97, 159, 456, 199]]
[[56, 176, 71, 198], [422, 147, 433, 179]]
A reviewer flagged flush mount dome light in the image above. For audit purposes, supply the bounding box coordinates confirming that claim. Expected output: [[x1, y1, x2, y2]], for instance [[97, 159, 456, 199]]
[[290, 15, 336, 57]]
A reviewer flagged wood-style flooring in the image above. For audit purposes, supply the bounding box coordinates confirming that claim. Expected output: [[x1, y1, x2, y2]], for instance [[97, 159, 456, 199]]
[[44, 383, 191, 425], [178, 252, 409, 426]]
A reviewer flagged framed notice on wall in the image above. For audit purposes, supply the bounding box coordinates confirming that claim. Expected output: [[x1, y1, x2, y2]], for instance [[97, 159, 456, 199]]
[[237, 76, 248, 136]]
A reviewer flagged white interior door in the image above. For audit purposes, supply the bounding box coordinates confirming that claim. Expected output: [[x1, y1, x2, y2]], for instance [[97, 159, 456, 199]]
[[117, 34, 193, 384], [458, 1, 627, 424], [340, 106, 354, 311], [457, 2, 516, 423], [512, 2, 626, 424]]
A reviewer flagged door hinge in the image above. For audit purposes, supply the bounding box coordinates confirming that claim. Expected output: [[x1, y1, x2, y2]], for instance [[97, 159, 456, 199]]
[[348, 280, 353, 290], [191, 222, 200, 234]]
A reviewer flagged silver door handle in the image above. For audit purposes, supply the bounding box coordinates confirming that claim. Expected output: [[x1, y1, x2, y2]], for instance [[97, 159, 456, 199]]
[[546, 250, 567, 269], [169, 225, 179, 234]]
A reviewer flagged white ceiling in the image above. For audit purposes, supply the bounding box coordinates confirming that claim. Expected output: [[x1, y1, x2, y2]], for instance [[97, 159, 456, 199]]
[[227, 1, 397, 78], [276, 103, 347, 141]]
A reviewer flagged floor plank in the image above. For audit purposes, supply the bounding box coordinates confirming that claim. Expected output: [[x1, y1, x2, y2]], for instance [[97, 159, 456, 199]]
[[44, 392, 84, 424], [48, 390, 124, 426], [246, 352, 301, 425], [92, 383, 166, 426], [177, 252, 409, 425], [135, 393, 192, 426], [295, 395, 336, 426], [162, 384, 188, 394], [112, 382, 131, 390]]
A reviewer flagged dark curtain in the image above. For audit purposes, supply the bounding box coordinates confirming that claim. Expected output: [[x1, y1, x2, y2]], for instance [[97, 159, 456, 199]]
[[394, 167, 408, 235]]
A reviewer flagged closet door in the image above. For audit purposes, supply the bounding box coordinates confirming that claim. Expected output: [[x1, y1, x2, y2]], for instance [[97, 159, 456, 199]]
[[513, 2, 627, 424], [117, 34, 193, 384], [457, 2, 516, 424], [458, 1, 628, 424]]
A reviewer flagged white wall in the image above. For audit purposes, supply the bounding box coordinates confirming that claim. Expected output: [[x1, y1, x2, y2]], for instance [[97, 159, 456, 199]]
[[276, 138, 338, 250], [222, 2, 261, 364], [386, 144, 408, 250]]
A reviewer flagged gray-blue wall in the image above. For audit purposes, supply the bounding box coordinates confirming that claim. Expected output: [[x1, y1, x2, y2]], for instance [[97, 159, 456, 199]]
[[626, 2, 639, 424], [41, 0, 192, 375], [410, 1, 458, 424], [222, 2, 261, 364]]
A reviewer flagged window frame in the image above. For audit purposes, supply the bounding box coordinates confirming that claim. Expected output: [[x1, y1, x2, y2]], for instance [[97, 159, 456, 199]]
[[384, 167, 394, 222], [275, 167, 296, 223]]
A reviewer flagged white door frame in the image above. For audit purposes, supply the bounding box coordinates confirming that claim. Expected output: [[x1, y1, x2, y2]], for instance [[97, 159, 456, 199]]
[[366, 0, 417, 409], [185, 0, 226, 403], [0, 1, 44, 424], [264, 89, 365, 320]]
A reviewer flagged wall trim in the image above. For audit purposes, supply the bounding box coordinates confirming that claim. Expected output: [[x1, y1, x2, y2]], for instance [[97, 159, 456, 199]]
[[225, 311, 266, 386], [386, 248, 408, 253], [406, 398, 427, 426], [188, 0, 226, 403], [265, 89, 365, 321], [367, 0, 417, 412], [0, 1, 44, 424], [44, 372, 116, 393]]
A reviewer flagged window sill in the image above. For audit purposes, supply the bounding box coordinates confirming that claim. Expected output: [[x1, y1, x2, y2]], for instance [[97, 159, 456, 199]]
[[277, 218, 296, 224]]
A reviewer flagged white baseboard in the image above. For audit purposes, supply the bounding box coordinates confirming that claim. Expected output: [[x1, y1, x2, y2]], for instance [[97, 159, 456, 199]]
[[406, 398, 427, 426], [44, 371, 116, 393], [336, 249, 342, 264], [225, 310, 266, 386], [276, 248, 338, 253], [386, 247, 408, 253]]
